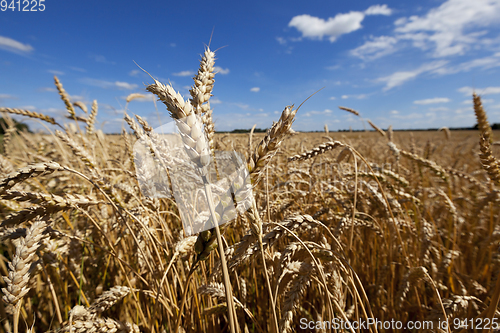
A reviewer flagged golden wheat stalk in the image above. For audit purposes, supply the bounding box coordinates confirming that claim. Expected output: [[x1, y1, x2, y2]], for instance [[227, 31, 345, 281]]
[[0, 107, 63, 128], [146, 67, 239, 333]]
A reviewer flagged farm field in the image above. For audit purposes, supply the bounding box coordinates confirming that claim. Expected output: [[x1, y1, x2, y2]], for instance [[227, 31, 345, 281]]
[[1, 118, 500, 332], [1, 51, 500, 332]]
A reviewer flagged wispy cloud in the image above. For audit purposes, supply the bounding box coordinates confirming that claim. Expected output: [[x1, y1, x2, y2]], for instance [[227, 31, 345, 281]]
[[89, 54, 116, 65], [173, 70, 195, 77], [47, 70, 65, 76], [115, 81, 138, 90], [211, 97, 222, 104], [80, 78, 138, 90], [38, 87, 57, 93], [352, 0, 500, 68], [129, 70, 140, 77], [394, 0, 500, 57], [458, 86, 500, 96], [250, 87, 260, 92], [413, 97, 450, 105], [377, 60, 447, 90], [350, 36, 398, 60], [0, 94, 16, 100], [341, 94, 368, 99], [433, 53, 500, 74], [69, 66, 86, 73], [0, 36, 33, 54], [304, 109, 333, 117], [214, 66, 230, 74]]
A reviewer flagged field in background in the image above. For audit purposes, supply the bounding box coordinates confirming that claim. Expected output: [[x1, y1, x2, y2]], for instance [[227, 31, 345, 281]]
[[1, 118, 500, 332]]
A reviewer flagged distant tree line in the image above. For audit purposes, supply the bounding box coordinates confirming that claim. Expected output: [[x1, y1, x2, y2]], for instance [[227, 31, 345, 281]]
[[216, 128, 268, 134], [214, 123, 500, 134], [0, 117, 31, 135]]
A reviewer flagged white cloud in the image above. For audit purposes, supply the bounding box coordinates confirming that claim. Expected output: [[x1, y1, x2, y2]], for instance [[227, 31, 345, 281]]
[[350, 35, 398, 60], [350, 0, 500, 69], [38, 87, 57, 92], [304, 109, 333, 117], [341, 93, 368, 99], [288, 5, 393, 42], [391, 112, 424, 119], [0, 36, 33, 53], [115, 81, 138, 90], [394, 0, 500, 57], [433, 53, 500, 74], [377, 60, 447, 90], [47, 70, 64, 76], [235, 103, 250, 110], [458, 86, 500, 96], [276, 37, 287, 45], [70, 66, 86, 73], [173, 70, 195, 77], [288, 12, 365, 42], [325, 65, 341, 70], [365, 4, 392, 16], [129, 70, 140, 77], [250, 87, 260, 92], [413, 97, 450, 105], [390, 110, 399, 114], [211, 97, 222, 104], [429, 107, 449, 111], [90, 54, 115, 64], [0, 94, 16, 100], [69, 94, 85, 101], [329, 96, 336, 100], [80, 78, 138, 90], [214, 66, 230, 75]]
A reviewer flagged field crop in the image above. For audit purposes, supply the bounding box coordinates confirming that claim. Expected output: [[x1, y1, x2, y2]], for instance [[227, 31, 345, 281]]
[[1, 46, 500, 333]]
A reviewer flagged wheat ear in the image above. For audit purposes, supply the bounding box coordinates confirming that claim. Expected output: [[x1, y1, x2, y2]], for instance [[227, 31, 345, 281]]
[[339, 106, 360, 116], [0, 162, 64, 193], [54, 76, 76, 118], [189, 46, 216, 151], [146, 74, 238, 333], [2, 217, 50, 333], [473, 92, 493, 142], [0, 107, 62, 128], [86, 100, 98, 135], [367, 119, 386, 137], [73, 101, 87, 113], [248, 105, 298, 184], [288, 141, 346, 162], [479, 134, 500, 185]]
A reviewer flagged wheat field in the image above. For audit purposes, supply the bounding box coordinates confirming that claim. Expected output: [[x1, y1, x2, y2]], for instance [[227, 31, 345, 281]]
[[1, 46, 500, 333]]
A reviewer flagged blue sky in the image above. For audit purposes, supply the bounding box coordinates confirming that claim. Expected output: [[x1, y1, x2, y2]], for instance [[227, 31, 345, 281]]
[[1, 0, 500, 133]]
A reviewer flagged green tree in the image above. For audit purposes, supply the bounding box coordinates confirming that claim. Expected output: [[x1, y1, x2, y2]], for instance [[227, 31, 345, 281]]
[[0, 117, 31, 135]]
